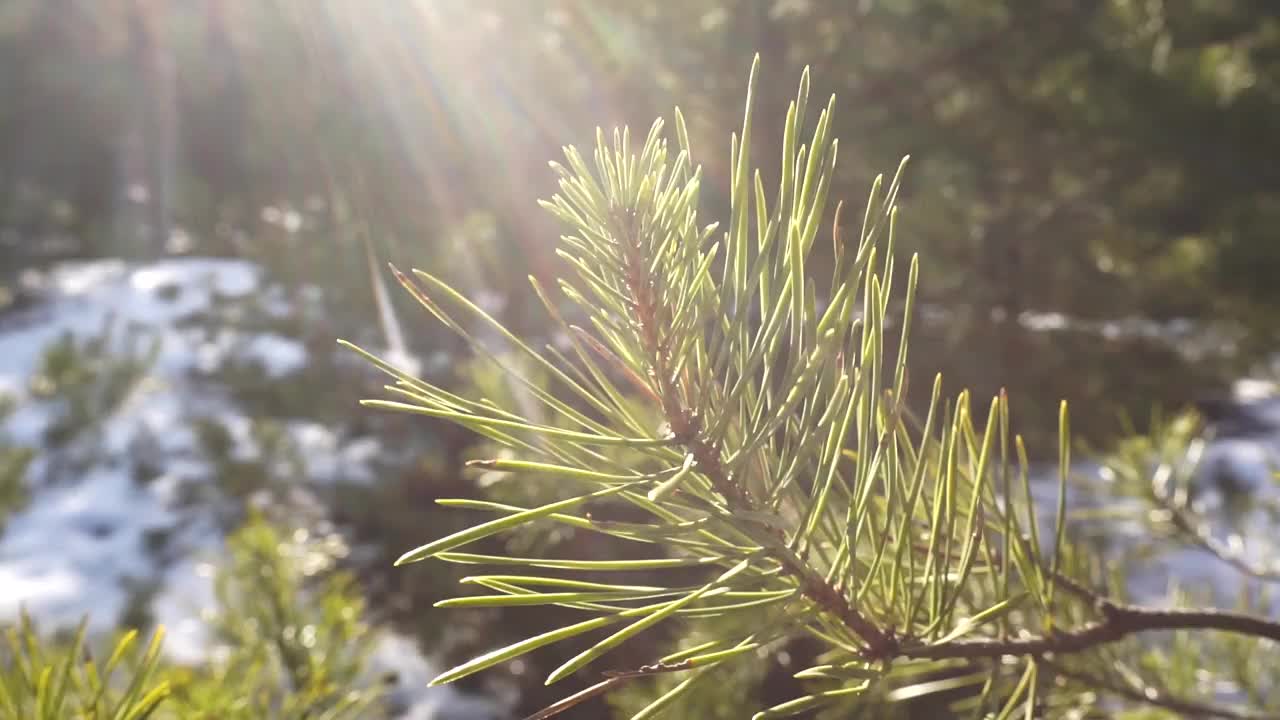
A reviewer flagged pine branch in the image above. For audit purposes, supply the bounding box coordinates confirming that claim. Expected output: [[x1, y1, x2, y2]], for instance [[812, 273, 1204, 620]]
[[901, 598, 1280, 661], [1160, 483, 1280, 585], [1101, 414, 1280, 585], [1043, 659, 1279, 720], [364, 60, 1280, 718]]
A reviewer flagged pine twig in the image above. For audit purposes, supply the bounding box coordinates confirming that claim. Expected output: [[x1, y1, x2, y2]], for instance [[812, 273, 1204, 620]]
[[1043, 658, 1279, 720], [901, 598, 1280, 661]]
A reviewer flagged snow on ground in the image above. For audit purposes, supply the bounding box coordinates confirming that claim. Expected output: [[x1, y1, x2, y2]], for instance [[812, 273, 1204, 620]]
[[0, 466, 180, 632], [371, 634, 510, 720], [0, 256, 502, 719], [0, 258, 262, 635], [149, 547, 221, 666]]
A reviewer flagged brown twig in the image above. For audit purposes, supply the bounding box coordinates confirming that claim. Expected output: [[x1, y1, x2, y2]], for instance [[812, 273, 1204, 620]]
[[901, 598, 1280, 661], [613, 208, 897, 658]]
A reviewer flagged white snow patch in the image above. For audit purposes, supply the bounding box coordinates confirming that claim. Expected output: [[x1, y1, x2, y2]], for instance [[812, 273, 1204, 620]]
[[241, 333, 309, 377], [0, 468, 177, 633], [370, 634, 508, 720], [0, 258, 263, 399], [277, 425, 380, 485], [1234, 378, 1277, 403], [1201, 438, 1278, 494], [151, 545, 222, 666], [379, 347, 424, 379]]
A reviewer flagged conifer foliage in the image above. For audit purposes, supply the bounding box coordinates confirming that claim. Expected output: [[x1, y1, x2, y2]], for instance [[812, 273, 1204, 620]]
[[358, 59, 1280, 719], [0, 516, 387, 720]]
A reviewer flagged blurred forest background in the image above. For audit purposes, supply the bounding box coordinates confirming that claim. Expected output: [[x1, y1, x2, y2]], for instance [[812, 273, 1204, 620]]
[[1, 1, 1279, 718]]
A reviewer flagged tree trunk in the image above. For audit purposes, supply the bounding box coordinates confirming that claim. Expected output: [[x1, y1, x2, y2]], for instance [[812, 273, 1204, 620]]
[[120, 0, 177, 257]]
